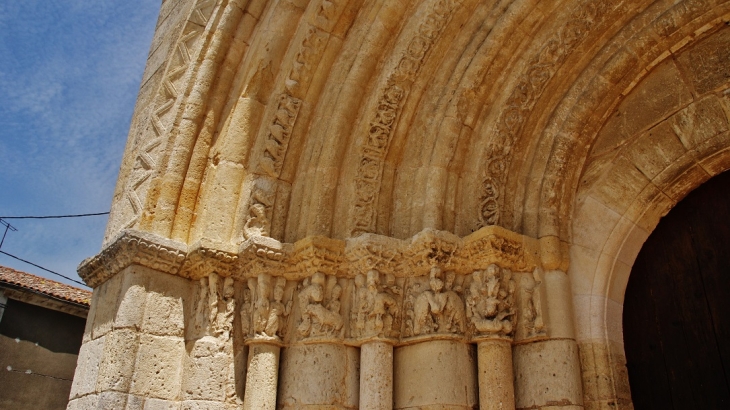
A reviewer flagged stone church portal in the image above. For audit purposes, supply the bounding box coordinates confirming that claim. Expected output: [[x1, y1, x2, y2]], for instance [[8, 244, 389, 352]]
[[67, 0, 730, 409]]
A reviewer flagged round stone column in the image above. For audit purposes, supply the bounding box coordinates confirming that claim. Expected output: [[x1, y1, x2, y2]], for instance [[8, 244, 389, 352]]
[[243, 341, 280, 410], [394, 339, 478, 409], [278, 343, 360, 409], [360, 341, 394, 410], [477, 339, 515, 410]]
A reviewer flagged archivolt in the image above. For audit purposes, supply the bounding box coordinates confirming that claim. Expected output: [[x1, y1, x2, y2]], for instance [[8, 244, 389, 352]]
[[130, 0, 730, 248]]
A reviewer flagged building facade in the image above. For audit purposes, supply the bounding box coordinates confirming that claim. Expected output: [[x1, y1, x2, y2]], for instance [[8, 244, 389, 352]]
[[0, 266, 90, 410], [68, 0, 730, 409]]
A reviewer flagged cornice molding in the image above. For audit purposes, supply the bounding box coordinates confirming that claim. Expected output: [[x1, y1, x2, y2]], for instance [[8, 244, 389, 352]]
[[79, 226, 558, 288]]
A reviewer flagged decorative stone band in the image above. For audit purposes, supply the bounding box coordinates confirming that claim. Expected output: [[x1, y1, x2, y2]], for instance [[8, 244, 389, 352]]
[[79, 226, 560, 345], [80, 226, 555, 286], [79, 230, 187, 288]]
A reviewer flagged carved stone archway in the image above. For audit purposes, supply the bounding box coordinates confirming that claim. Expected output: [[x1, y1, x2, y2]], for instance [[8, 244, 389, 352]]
[[67, 1, 730, 409], [568, 24, 730, 410]]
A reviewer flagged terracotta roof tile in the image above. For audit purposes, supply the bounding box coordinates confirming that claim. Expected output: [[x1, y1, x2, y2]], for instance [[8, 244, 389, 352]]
[[0, 265, 91, 307]]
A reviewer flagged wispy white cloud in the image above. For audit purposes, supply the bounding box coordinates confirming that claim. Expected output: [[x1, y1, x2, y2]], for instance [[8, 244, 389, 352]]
[[0, 0, 160, 286]]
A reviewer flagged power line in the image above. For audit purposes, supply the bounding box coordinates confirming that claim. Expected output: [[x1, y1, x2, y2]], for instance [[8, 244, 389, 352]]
[[0, 212, 109, 220], [0, 219, 17, 249], [0, 250, 87, 287]]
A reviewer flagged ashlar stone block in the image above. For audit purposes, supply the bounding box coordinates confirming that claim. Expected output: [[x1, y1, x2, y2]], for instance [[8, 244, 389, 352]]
[[513, 339, 583, 409], [144, 397, 183, 410], [97, 391, 129, 409], [182, 337, 235, 402], [70, 336, 105, 399], [91, 271, 125, 339], [96, 329, 140, 393], [130, 334, 185, 400]]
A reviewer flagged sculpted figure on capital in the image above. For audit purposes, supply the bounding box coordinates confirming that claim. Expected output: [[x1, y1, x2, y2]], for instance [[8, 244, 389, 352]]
[[193, 273, 236, 341], [466, 264, 515, 338], [239, 281, 253, 336], [411, 267, 466, 336], [297, 272, 344, 339], [352, 269, 401, 339], [216, 277, 236, 341], [251, 274, 292, 340]]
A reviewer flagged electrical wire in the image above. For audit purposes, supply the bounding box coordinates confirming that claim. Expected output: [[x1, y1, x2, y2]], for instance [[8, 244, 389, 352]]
[[0, 212, 109, 219], [0, 250, 87, 287]]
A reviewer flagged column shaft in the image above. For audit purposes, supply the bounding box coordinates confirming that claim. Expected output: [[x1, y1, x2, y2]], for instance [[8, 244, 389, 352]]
[[360, 341, 393, 410], [243, 343, 280, 410], [478, 340, 515, 410]]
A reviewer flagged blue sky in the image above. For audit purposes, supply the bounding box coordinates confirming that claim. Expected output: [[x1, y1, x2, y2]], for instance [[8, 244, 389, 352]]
[[0, 1, 161, 288]]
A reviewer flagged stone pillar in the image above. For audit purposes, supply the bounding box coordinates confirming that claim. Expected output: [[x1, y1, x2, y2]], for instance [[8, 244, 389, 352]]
[[278, 343, 360, 409], [360, 341, 394, 410], [243, 342, 281, 410], [513, 270, 583, 410], [68, 265, 191, 409], [394, 340, 478, 409], [477, 339, 515, 410]]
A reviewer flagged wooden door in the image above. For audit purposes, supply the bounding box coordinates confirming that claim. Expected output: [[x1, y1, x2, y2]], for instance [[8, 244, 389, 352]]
[[624, 171, 730, 409]]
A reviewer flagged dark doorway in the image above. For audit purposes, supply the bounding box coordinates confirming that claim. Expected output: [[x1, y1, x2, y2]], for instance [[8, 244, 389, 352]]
[[624, 170, 730, 409]]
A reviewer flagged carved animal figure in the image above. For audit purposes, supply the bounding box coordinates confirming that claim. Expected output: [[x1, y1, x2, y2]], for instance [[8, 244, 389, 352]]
[[297, 273, 343, 338]]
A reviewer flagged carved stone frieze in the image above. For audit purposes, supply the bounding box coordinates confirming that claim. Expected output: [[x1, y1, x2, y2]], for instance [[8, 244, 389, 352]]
[[79, 226, 542, 288], [80, 226, 556, 345], [79, 230, 187, 288]]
